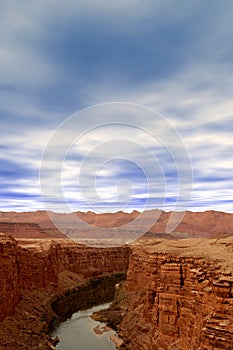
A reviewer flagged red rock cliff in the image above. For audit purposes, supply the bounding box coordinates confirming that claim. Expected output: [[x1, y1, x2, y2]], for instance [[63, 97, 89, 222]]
[[0, 235, 21, 321], [0, 235, 130, 323], [117, 238, 233, 350]]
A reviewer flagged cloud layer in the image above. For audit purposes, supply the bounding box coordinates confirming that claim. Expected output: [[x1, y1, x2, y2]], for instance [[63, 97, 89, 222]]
[[0, 0, 233, 212]]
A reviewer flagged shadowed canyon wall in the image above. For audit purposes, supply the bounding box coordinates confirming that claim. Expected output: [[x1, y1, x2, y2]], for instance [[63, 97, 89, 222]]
[[0, 235, 130, 323]]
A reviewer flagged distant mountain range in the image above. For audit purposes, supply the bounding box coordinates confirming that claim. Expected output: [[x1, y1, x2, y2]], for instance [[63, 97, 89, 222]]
[[0, 209, 232, 241]]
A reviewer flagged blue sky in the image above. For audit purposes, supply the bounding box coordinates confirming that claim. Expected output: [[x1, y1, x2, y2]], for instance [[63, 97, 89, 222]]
[[1, 0, 233, 213]]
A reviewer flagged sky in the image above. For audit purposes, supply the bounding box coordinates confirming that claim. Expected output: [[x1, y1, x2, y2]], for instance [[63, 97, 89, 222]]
[[1, 0, 233, 213]]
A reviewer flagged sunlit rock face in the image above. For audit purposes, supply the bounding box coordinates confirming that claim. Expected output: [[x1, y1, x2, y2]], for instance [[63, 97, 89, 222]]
[[115, 238, 233, 350]]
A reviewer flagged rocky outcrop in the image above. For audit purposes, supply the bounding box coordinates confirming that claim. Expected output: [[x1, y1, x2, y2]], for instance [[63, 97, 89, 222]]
[[111, 238, 233, 350]]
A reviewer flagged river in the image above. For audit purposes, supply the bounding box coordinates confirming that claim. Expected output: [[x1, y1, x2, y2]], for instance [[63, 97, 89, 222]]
[[52, 303, 117, 350]]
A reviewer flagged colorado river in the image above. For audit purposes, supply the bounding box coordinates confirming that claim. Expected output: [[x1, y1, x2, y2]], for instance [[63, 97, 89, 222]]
[[52, 303, 116, 350]]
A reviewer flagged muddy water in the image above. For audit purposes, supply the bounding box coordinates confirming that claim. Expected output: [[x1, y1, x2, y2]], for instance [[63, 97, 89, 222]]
[[50, 274, 125, 349], [52, 303, 116, 350]]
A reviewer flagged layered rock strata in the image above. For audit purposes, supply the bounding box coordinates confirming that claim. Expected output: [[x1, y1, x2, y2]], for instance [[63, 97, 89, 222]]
[[0, 222, 63, 239], [0, 235, 130, 349], [111, 237, 233, 350]]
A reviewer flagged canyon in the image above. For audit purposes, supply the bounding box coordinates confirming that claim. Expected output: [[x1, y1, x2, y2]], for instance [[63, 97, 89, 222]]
[[0, 234, 130, 349], [0, 210, 233, 349]]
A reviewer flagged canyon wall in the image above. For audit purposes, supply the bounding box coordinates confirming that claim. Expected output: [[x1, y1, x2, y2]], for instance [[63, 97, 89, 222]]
[[0, 235, 130, 323], [117, 238, 233, 350], [0, 235, 21, 321]]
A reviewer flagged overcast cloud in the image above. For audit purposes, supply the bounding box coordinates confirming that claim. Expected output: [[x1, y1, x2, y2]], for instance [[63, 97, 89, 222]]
[[0, 0, 233, 213]]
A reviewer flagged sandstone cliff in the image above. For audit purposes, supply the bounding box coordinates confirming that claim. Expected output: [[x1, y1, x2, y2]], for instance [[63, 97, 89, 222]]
[[0, 235, 130, 320], [115, 238, 233, 350], [0, 235, 130, 349]]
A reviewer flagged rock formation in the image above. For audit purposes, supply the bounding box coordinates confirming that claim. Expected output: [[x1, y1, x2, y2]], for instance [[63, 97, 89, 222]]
[[112, 237, 233, 349], [0, 235, 130, 349]]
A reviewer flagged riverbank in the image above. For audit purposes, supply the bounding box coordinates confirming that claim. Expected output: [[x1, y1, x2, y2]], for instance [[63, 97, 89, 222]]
[[92, 280, 126, 349], [52, 303, 116, 350], [0, 273, 126, 350]]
